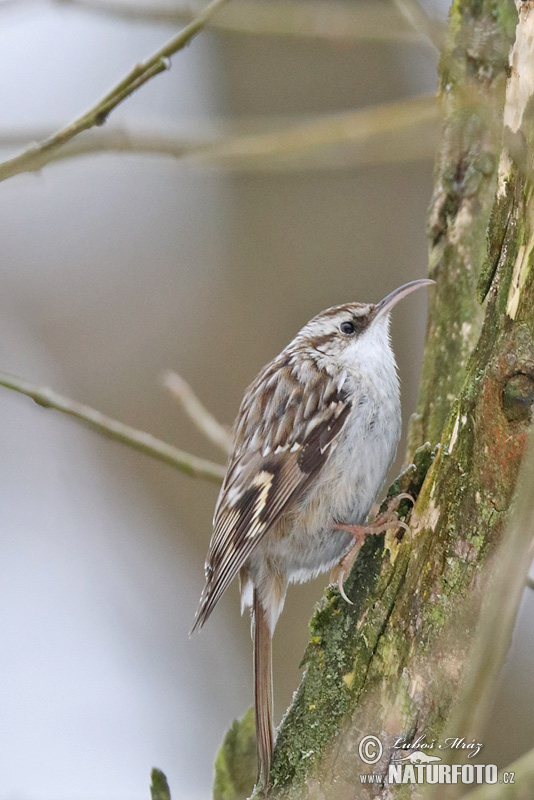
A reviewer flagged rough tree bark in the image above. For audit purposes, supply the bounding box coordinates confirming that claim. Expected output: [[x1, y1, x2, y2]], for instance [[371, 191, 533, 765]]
[[214, 1, 534, 799]]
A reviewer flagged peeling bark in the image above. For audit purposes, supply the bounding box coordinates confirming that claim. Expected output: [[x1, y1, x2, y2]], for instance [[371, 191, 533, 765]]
[[212, 2, 534, 799]]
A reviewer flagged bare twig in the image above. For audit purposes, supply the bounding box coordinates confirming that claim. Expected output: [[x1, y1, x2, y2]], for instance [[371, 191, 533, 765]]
[[0, 94, 439, 176], [53, 0, 438, 45], [0, 370, 225, 483], [163, 370, 232, 454], [0, 0, 228, 183], [392, 0, 445, 52]]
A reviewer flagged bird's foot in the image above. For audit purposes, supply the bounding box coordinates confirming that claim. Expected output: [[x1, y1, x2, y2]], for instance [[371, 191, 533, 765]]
[[331, 493, 414, 604]]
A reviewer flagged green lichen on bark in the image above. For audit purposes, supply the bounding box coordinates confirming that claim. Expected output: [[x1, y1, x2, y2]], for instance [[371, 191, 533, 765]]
[[477, 172, 515, 302], [269, 536, 404, 789]]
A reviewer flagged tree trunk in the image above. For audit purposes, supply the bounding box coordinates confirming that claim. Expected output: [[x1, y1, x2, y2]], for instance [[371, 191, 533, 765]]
[[214, 2, 534, 798]]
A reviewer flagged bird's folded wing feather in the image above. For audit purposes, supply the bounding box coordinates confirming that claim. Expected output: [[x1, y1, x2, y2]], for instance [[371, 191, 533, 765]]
[[191, 360, 351, 631]]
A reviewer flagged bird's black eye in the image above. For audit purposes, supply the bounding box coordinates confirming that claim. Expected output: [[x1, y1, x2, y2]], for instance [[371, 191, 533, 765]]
[[340, 321, 355, 335]]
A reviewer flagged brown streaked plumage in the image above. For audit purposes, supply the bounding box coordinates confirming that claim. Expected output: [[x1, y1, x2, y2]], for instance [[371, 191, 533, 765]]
[[191, 279, 434, 786]]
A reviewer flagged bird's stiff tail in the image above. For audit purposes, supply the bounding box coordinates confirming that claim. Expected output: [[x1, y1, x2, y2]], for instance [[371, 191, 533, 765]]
[[253, 588, 274, 786]]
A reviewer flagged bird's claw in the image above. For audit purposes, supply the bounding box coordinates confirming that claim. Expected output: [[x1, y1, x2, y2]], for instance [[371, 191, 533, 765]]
[[337, 575, 353, 605], [385, 492, 415, 513], [331, 492, 415, 604], [331, 558, 355, 605]]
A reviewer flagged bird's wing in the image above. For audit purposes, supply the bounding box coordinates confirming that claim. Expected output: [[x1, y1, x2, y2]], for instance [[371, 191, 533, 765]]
[[191, 359, 351, 632]]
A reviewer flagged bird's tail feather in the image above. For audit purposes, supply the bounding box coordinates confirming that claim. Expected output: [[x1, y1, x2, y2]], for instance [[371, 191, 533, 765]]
[[253, 588, 274, 786]]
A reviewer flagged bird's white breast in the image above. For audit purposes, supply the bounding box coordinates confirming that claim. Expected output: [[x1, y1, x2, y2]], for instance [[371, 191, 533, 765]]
[[286, 371, 400, 581], [255, 333, 401, 584]]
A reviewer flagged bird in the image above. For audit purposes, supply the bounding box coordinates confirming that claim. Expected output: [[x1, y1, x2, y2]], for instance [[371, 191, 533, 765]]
[[191, 278, 434, 784]]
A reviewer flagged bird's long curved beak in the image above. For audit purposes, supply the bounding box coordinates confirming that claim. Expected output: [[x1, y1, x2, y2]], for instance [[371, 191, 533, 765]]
[[374, 278, 435, 321]]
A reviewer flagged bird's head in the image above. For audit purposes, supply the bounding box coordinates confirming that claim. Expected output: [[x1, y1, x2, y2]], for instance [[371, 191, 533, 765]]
[[293, 279, 435, 373]]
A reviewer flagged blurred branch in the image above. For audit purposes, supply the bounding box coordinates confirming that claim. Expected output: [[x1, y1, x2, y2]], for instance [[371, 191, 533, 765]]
[[0, 370, 226, 483], [0, 94, 439, 175], [392, 0, 445, 52], [451, 430, 534, 735], [53, 0, 440, 45], [427, 429, 534, 800], [460, 746, 534, 800], [0, 0, 228, 183], [163, 370, 232, 455]]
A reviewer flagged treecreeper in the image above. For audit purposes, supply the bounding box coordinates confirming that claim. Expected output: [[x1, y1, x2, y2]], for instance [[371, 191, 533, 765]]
[[191, 278, 434, 785]]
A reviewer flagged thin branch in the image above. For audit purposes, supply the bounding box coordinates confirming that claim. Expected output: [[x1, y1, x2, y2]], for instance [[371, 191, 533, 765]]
[[392, 0, 445, 52], [460, 745, 534, 799], [163, 370, 232, 455], [54, 0, 439, 45], [0, 0, 228, 183], [0, 94, 439, 176], [0, 370, 225, 483]]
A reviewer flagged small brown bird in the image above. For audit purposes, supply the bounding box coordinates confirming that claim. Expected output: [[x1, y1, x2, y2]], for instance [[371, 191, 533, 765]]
[[191, 279, 433, 783]]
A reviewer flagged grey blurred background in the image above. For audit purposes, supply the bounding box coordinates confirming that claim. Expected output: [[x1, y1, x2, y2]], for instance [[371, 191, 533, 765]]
[[0, 1, 532, 799]]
